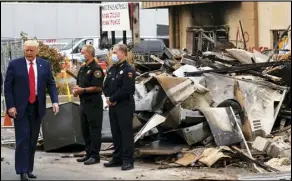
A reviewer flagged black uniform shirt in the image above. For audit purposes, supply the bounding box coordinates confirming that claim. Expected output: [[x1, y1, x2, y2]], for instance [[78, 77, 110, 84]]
[[76, 60, 105, 101], [104, 60, 135, 103]]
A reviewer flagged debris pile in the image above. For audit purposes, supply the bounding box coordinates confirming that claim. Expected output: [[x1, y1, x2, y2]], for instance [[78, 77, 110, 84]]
[[118, 46, 291, 173]]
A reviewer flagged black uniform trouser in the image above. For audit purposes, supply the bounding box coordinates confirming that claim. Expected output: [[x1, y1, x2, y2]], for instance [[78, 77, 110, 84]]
[[80, 97, 103, 159], [109, 99, 135, 163]]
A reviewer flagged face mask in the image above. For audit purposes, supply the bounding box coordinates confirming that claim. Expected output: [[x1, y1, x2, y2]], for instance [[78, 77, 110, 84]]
[[112, 54, 119, 64], [80, 55, 86, 63]]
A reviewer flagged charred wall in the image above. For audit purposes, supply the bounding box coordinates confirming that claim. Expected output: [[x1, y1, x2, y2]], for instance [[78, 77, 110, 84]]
[[169, 2, 259, 50]]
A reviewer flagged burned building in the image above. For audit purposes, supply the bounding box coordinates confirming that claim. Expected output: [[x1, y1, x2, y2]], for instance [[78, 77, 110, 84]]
[[142, 2, 291, 53]]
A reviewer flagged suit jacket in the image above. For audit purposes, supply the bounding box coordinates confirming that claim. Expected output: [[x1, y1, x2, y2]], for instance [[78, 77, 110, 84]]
[[4, 57, 58, 120]]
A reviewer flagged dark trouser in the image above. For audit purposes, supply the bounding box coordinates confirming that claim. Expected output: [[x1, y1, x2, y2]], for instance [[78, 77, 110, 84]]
[[14, 101, 41, 174], [109, 99, 135, 163], [80, 98, 103, 159]]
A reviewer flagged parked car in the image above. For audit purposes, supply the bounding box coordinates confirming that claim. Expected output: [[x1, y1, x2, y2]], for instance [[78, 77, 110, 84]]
[[116, 39, 166, 60]]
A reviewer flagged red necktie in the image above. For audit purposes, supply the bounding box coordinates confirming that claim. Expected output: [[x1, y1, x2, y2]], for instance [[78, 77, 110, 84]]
[[29, 62, 36, 103]]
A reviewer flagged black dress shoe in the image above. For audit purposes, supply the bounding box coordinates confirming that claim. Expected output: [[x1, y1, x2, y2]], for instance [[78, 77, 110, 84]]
[[27, 173, 37, 179], [103, 159, 123, 167], [20, 173, 29, 181], [121, 161, 134, 171], [84, 157, 100, 165], [76, 156, 90, 162]]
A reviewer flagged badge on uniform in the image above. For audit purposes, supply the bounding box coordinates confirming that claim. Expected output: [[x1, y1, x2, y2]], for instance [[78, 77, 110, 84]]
[[87, 70, 91, 74], [120, 70, 123, 74], [128, 72, 133, 78], [94, 70, 102, 78]]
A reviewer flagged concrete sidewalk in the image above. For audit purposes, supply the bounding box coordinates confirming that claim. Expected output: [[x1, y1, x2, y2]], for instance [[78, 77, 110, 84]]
[[1, 147, 252, 180]]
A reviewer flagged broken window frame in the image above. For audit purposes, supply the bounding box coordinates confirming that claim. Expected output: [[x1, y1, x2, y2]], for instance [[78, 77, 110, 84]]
[[271, 29, 289, 50], [186, 25, 230, 54]]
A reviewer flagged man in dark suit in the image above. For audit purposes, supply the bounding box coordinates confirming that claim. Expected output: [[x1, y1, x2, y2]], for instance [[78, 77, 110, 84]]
[[4, 40, 59, 181]]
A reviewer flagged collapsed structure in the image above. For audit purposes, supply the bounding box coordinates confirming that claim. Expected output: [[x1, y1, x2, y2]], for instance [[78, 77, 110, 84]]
[[125, 42, 291, 172]]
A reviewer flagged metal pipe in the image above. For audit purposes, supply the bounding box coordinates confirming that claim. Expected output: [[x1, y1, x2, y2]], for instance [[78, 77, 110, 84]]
[[239, 20, 247, 51], [230, 108, 264, 173]]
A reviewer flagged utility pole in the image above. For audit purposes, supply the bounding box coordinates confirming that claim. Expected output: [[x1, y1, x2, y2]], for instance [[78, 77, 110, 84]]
[[131, 3, 140, 46], [99, 5, 108, 49]]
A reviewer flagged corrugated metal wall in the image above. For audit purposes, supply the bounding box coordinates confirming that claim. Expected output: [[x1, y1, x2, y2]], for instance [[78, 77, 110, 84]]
[[142, 2, 209, 9]]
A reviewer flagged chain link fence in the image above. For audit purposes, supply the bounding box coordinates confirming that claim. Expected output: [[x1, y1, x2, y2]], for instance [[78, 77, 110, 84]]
[[1, 40, 24, 78], [1, 39, 24, 116]]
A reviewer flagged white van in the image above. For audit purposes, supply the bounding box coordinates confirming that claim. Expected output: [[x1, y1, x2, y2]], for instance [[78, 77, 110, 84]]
[[59, 36, 133, 62], [60, 37, 109, 62], [60, 35, 169, 62]]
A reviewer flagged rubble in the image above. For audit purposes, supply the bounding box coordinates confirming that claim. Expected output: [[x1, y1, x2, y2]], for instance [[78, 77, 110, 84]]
[[162, 105, 206, 129], [266, 158, 291, 172], [166, 122, 211, 145], [200, 73, 288, 136], [134, 114, 166, 143], [198, 146, 233, 167], [135, 140, 186, 156], [231, 146, 280, 172], [252, 136, 291, 159], [123, 41, 291, 173], [269, 137, 291, 159], [200, 107, 242, 146], [252, 136, 271, 152]]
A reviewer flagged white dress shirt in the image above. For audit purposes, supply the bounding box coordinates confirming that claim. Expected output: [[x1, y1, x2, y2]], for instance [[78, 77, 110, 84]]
[[26, 58, 38, 95]]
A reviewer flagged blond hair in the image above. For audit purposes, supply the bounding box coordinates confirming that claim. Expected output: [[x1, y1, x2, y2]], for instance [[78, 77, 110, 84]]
[[24, 40, 39, 48]]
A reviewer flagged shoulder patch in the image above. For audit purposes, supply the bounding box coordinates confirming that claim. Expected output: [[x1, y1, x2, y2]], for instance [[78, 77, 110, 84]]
[[94, 70, 102, 78]]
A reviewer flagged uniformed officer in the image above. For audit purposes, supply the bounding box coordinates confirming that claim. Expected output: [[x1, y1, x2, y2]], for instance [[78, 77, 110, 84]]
[[103, 44, 136, 170], [73, 44, 105, 165]]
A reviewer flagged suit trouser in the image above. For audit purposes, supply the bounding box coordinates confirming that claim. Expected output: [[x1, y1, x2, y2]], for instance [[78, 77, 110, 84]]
[[109, 99, 135, 163], [14, 101, 41, 174], [80, 98, 103, 159]]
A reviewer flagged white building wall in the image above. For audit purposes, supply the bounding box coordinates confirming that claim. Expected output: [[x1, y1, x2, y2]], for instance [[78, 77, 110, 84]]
[[1, 2, 168, 39], [257, 2, 291, 49]]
